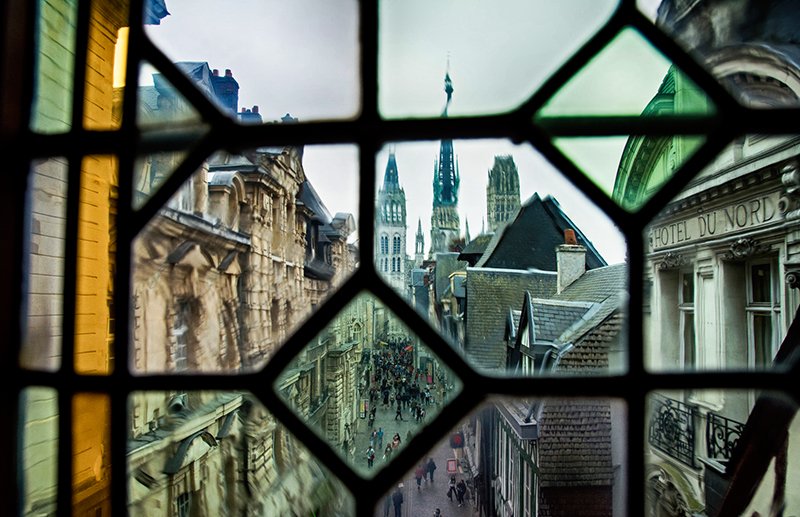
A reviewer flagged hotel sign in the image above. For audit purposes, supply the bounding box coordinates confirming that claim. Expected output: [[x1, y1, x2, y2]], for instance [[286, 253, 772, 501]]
[[649, 191, 782, 251]]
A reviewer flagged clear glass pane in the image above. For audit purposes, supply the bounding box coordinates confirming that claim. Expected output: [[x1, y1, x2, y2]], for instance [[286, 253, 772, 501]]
[[379, 0, 619, 118], [73, 393, 110, 514], [276, 292, 461, 478], [75, 155, 117, 374], [131, 144, 358, 374], [21, 159, 67, 371], [639, 1, 800, 109], [19, 387, 58, 515], [31, 0, 77, 133], [538, 27, 715, 117], [644, 135, 797, 372], [144, 0, 360, 122], [646, 390, 798, 516], [376, 140, 628, 376], [127, 390, 354, 514], [376, 396, 627, 516], [554, 134, 706, 211]]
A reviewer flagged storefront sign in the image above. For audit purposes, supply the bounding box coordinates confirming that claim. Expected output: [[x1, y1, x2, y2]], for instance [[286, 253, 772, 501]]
[[649, 191, 781, 251]]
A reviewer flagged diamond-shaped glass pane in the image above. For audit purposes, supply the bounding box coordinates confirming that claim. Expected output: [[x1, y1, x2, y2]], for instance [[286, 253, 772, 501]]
[[537, 27, 715, 117], [144, 0, 360, 122], [638, 1, 800, 109], [131, 144, 358, 374], [375, 140, 628, 376], [376, 396, 628, 516], [19, 387, 58, 515], [646, 390, 798, 516], [644, 134, 799, 372], [127, 390, 354, 515], [553, 134, 706, 211], [379, 0, 619, 118], [276, 292, 462, 478]]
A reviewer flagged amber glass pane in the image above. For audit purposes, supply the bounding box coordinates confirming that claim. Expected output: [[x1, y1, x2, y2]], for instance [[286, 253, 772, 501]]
[[646, 390, 798, 516], [19, 387, 58, 515], [75, 155, 116, 375], [644, 135, 796, 372], [21, 159, 67, 371], [379, 0, 618, 118], [375, 140, 628, 376], [31, 0, 77, 133], [72, 393, 111, 514], [127, 391, 354, 514], [276, 291, 462, 478], [538, 27, 715, 117], [144, 0, 360, 122], [554, 134, 706, 211], [131, 144, 358, 374], [639, 1, 800, 109], [376, 396, 627, 516], [82, 0, 130, 130]]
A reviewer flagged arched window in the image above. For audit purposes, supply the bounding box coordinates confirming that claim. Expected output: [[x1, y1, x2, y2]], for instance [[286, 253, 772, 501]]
[[380, 234, 389, 255], [393, 234, 402, 255]]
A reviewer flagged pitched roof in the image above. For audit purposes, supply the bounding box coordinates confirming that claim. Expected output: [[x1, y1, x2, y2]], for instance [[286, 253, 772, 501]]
[[476, 193, 607, 271]]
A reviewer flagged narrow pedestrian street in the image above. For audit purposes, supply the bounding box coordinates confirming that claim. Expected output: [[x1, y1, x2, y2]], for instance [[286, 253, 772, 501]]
[[352, 340, 475, 517]]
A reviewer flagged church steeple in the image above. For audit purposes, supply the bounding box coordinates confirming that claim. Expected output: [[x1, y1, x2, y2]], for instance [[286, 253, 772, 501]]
[[382, 152, 401, 191], [429, 65, 461, 257], [415, 219, 424, 265]]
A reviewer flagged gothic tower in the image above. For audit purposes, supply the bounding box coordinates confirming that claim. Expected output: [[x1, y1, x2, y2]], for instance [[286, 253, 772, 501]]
[[430, 71, 461, 256], [376, 152, 408, 293], [486, 155, 521, 232], [414, 219, 425, 266]]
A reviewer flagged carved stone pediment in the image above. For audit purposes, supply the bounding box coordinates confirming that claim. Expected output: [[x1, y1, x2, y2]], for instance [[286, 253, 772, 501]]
[[721, 238, 769, 261]]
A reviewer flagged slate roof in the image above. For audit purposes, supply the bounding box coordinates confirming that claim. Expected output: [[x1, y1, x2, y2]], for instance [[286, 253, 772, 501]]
[[476, 193, 607, 271], [298, 180, 333, 223], [557, 311, 624, 373], [433, 252, 466, 301], [457, 232, 494, 266], [530, 300, 594, 343], [537, 399, 613, 488], [465, 268, 557, 370]]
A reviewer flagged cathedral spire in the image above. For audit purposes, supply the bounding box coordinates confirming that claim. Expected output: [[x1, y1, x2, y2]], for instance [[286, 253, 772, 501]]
[[465, 219, 471, 244], [382, 152, 401, 191]]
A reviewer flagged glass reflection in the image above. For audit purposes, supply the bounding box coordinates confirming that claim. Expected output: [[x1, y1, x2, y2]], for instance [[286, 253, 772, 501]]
[[127, 391, 354, 515], [376, 140, 628, 376], [375, 396, 627, 517], [277, 292, 460, 477], [131, 145, 358, 374]]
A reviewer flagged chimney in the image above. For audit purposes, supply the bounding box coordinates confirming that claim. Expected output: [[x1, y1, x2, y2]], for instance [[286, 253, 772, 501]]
[[252, 105, 259, 114], [225, 68, 232, 77], [556, 229, 586, 294], [212, 69, 219, 76]]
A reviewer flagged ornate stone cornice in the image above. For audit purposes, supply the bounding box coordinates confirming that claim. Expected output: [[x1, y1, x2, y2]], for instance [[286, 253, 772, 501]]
[[657, 252, 687, 270], [720, 238, 770, 261]]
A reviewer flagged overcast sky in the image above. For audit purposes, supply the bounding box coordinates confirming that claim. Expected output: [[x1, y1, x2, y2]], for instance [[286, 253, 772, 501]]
[[144, 0, 673, 265]]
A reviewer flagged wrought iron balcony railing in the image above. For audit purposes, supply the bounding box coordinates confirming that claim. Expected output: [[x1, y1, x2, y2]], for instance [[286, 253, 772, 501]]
[[706, 411, 745, 463], [648, 394, 699, 468]]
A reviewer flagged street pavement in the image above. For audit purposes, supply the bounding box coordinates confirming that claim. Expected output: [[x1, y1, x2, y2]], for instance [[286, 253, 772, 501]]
[[361, 401, 477, 517]]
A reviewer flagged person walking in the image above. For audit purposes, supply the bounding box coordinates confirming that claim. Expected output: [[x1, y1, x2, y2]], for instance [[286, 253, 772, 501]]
[[377, 427, 384, 449], [383, 443, 393, 462], [395, 402, 403, 421], [456, 479, 467, 507], [414, 463, 425, 490], [366, 446, 376, 469], [426, 457, 437, 482], [392, 484, 404, 517], [447, 476, 456, 501]]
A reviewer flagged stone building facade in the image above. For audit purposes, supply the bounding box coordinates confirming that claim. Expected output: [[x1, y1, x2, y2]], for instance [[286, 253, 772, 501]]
[[486, 155, 521, 233], [614, 1, 800, 514], [376, 152, 409, 294]]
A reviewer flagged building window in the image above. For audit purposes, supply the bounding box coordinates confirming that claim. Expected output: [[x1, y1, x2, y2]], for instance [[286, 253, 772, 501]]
[[679, 271, 695, 370], [176, 492, 190, 517], [173, 301, 191, 372], [747, 259, 781, 366], [380, 234, 389, 255], [393, 234, 401, 255]]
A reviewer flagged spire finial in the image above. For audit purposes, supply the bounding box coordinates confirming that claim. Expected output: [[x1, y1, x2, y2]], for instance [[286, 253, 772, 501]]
[[443, 54, 453, 117]]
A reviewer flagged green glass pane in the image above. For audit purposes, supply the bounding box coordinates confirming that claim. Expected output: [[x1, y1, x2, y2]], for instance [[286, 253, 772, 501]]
[[19, 387, 58, 515], [276, 291, 462, 478], [553, 134, 706, 211], [131, 144, 358, 374], [538, 27, 715, 117], [127, 390, 354, 515], [375, 140, 628, 376], [31, 0, 77, 133], [144, 0, 360, 122], [21, 159, 67, 371], [379, 0, 619, 118]]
